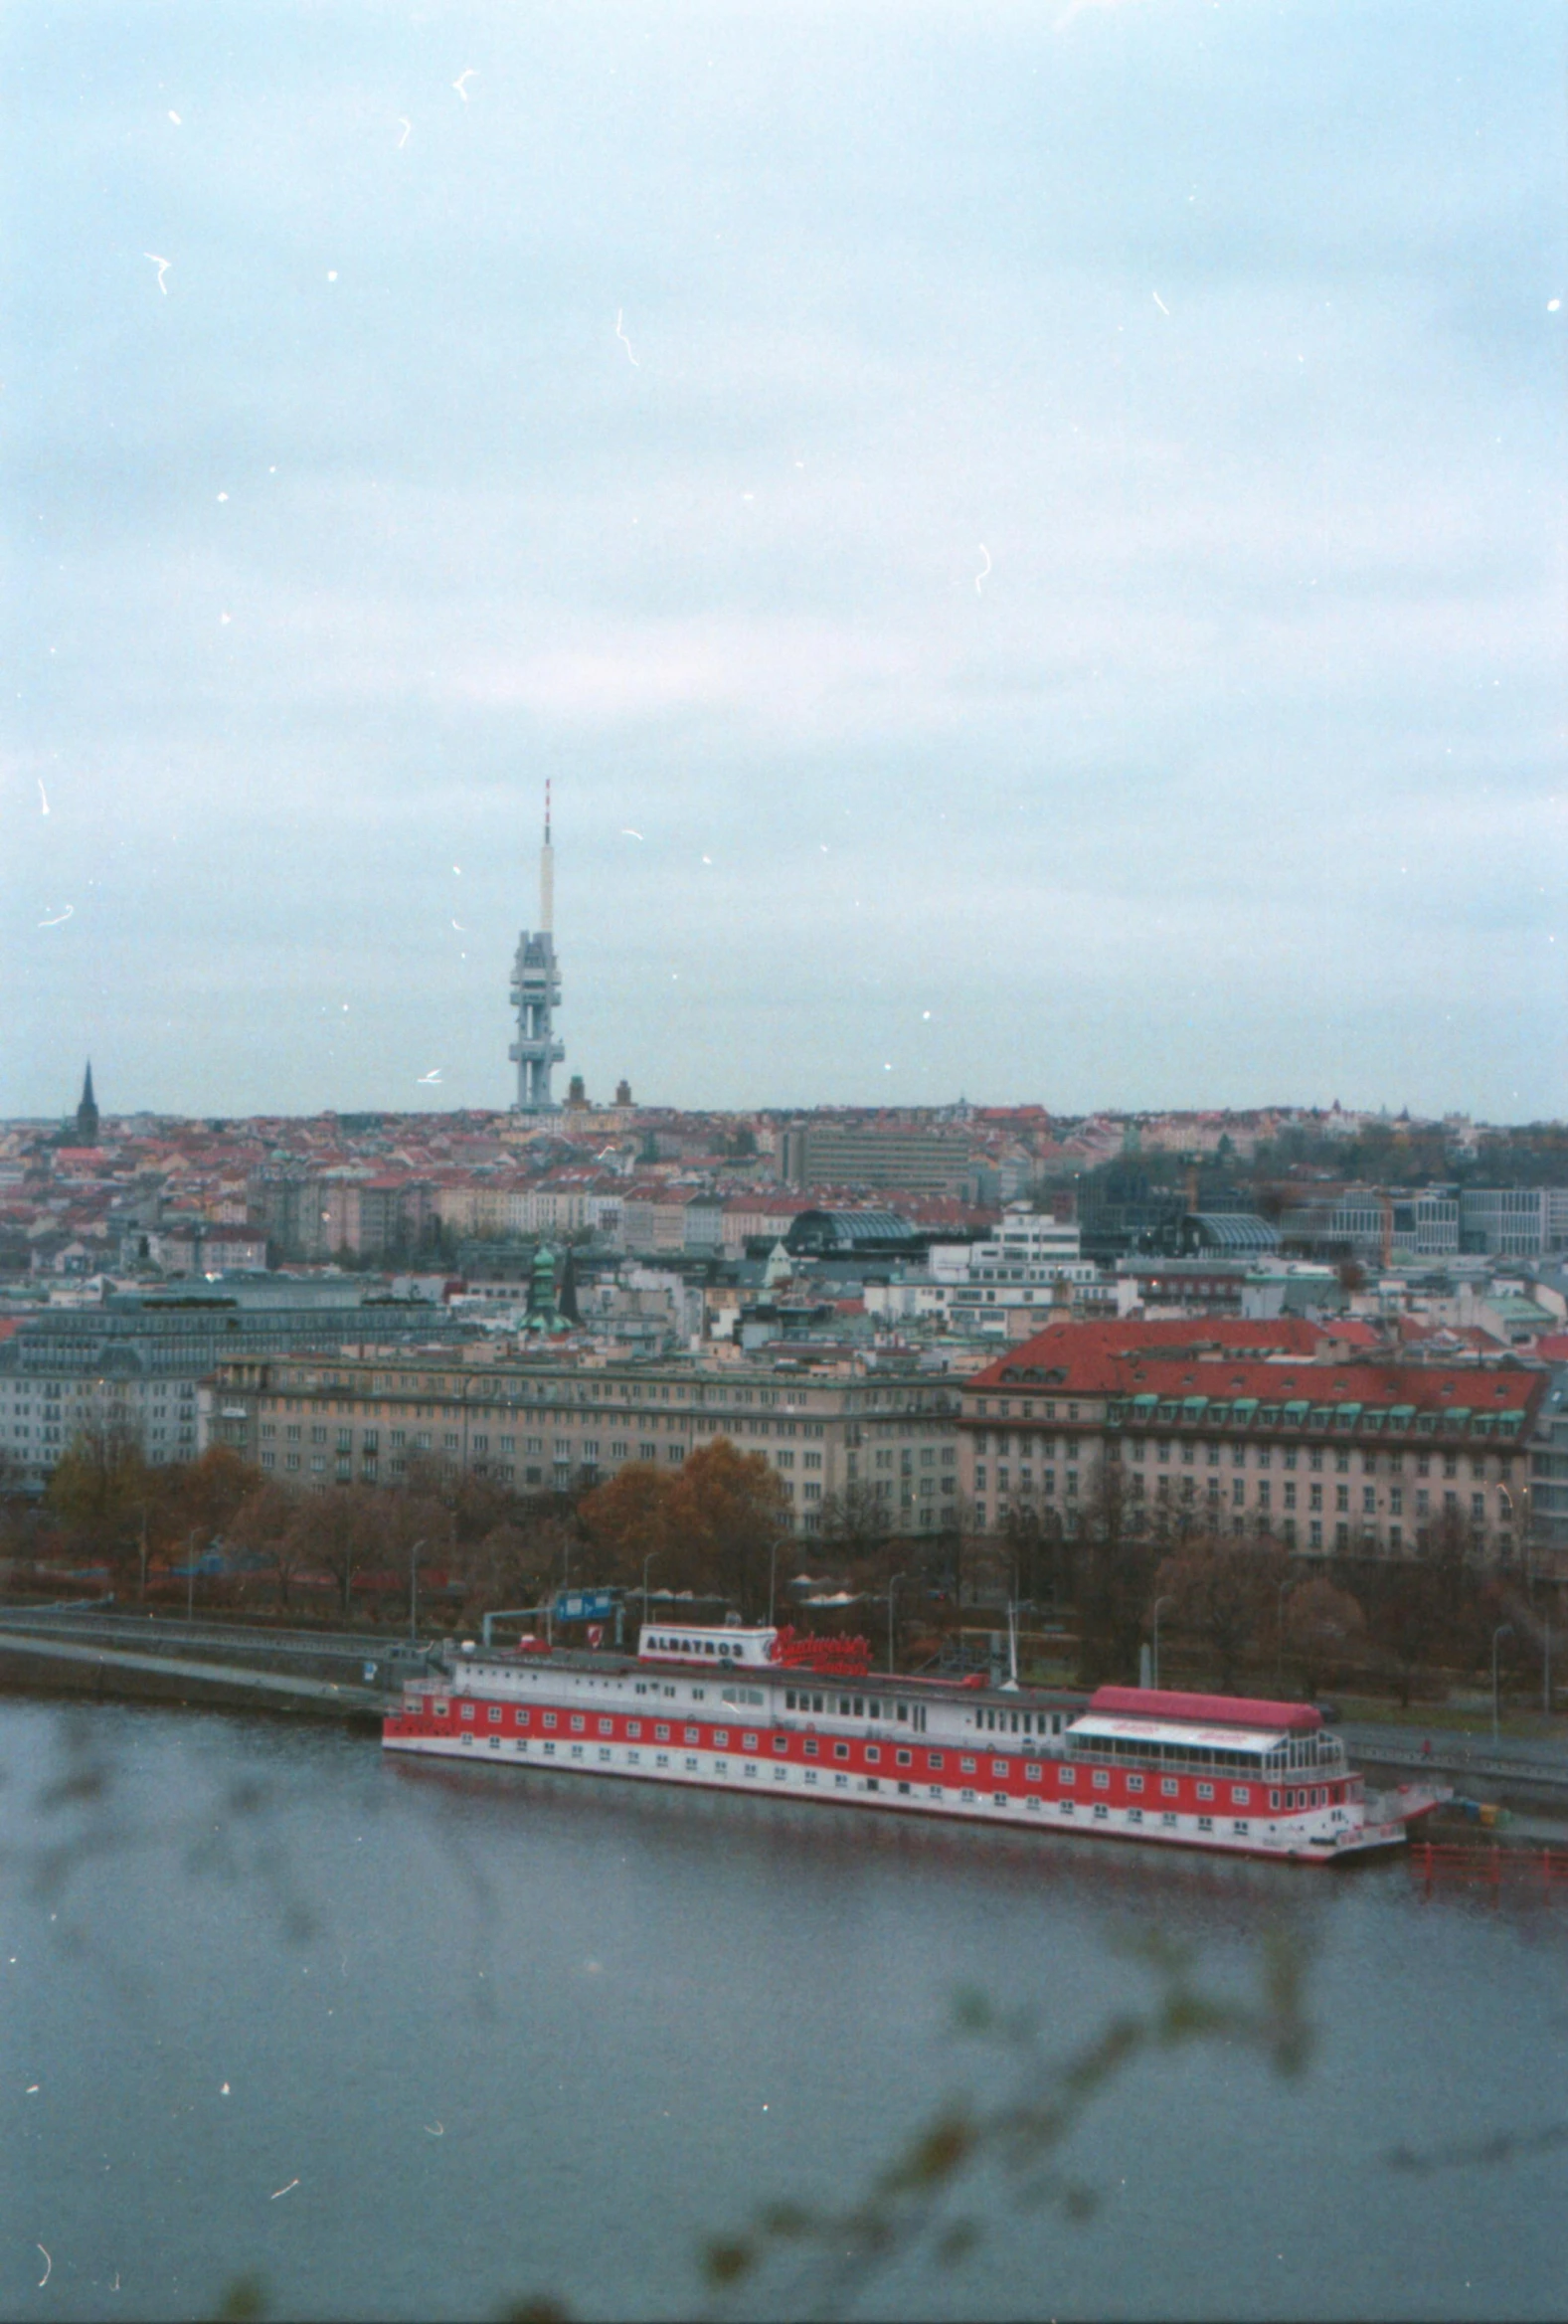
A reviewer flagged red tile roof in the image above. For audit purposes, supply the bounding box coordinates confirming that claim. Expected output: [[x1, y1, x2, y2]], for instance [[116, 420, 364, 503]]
[[966, 1317, 1543, 1416], [971, 1318, 1330, 1385]]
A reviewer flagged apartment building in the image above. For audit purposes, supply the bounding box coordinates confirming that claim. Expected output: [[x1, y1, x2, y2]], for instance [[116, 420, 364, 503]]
[[777, 1122, 973, 1195], [202, 1352, 962, 1533], [0, 1284, 472, 1491], [957, 1319, 1541, 1563], [1460, 1187, 1568, 1259]]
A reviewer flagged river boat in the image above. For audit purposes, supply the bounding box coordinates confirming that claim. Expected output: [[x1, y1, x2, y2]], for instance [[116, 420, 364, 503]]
[[383, 1622, 1448, 1864]]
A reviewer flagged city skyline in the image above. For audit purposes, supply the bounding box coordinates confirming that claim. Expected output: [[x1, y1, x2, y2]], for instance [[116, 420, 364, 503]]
[[6, 3, 1564, 1122]]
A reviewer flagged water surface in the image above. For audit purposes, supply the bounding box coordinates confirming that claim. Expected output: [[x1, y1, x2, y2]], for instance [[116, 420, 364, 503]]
[[3, 1701, 1565, 2320]]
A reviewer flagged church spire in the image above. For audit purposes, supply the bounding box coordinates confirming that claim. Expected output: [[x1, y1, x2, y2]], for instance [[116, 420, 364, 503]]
[[76, 1061, 99, 1146]]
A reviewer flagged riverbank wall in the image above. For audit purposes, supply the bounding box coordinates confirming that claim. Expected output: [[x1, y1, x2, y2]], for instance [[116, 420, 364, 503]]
[[0, 1608, 432, 1721]]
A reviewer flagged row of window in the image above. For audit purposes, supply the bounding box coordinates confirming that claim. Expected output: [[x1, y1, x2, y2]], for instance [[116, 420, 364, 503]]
[[419, 1704, 1332, 1812], [1123, 1475, 1491, 1520], [1119, 1440, 1509, 1480]]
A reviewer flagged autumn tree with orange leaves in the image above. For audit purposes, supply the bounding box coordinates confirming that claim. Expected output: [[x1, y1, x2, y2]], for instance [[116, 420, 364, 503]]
[[578, 1438, 790, 1621]]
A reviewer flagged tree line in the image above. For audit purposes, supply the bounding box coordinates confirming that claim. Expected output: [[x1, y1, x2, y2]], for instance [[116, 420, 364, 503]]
[[4, 1424, 1559, 1709]]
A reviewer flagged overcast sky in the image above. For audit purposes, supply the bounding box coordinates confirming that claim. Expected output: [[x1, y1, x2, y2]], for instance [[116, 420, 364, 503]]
[[5, 1, 1565, 1123]]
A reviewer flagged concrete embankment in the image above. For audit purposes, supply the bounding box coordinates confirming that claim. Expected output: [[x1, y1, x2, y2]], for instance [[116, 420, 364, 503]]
[[1343, 1721, 1568, 1827], [0, 1608, 428, 1721]]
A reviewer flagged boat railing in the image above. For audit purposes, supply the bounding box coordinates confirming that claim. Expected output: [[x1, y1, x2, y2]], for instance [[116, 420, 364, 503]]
[[1066, 1739, 1348, 1781]]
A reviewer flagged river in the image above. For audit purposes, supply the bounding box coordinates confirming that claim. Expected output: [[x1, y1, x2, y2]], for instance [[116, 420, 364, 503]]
[[3, 1699, 1565, 2321]]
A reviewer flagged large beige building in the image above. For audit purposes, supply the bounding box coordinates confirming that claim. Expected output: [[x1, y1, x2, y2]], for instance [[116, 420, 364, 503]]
[[202, 1350, 963, 1533], [957, 1318, 1541, 1563]]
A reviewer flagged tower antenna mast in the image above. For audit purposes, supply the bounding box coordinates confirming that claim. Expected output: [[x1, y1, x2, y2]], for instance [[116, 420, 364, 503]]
[[508, 785, 564, 1112]]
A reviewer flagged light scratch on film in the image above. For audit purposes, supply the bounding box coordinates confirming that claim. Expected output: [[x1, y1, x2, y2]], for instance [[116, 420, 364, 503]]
[[615, 309, 640, 367], [974, 545, 991, 595]]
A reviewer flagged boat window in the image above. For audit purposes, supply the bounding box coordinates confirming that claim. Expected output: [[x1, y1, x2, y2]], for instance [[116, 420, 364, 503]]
[[1060, 1765, 1076, 1784], [803, 1740, 819, 1757], [1231, 1786, 1251, 1806], [1092, 1769, 1110, 1789], [626, 1720, 640, 1738], [655, 1723, 670, 1741], [1128, 1774, 1143, 1793], [866, 1746, 881, 1765], [927, 1752, 946, 1771], [833, 1742, 850, 1761], [543, 1713, 557, 1729], [896, 1702, 909, 1722], [773, 1736, 788, 1754], [853, 1698, 865, 1717], [1025, 1762, 1042, 1782], [961, 1757, 977, 1774]]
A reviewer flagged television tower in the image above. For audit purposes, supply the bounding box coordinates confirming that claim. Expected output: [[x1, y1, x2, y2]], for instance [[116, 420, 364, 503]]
[[508, 784, 564, 1113]]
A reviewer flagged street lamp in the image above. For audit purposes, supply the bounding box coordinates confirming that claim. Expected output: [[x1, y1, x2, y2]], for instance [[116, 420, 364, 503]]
[[1492, 1621, 1514, 1744], [768, 1536, 780, 1627], [1151, 1595, 1175, 1691], [887, 1570, 908, 1676], [408, 1537, 427, 1647], [1277, 1576, 1293, 1689], [186, 1527, 201, 1624], [641, 1551, 659, 1638]]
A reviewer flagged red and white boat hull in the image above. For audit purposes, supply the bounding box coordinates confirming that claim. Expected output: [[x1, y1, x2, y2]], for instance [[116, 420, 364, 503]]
[[384, 1649, 1443, 1865]]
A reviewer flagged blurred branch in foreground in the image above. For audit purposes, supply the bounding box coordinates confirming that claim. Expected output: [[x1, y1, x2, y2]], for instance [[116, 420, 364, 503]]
[[695, 1928, 1313, 2322]]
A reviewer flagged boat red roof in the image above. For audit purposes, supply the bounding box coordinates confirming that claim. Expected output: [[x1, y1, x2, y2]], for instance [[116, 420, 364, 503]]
[[1089, 1685, 1322, 1733]]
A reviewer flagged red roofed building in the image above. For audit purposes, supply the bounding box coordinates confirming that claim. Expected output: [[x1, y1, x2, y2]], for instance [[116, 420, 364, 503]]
[[958, 1316, 1540, 1563]]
